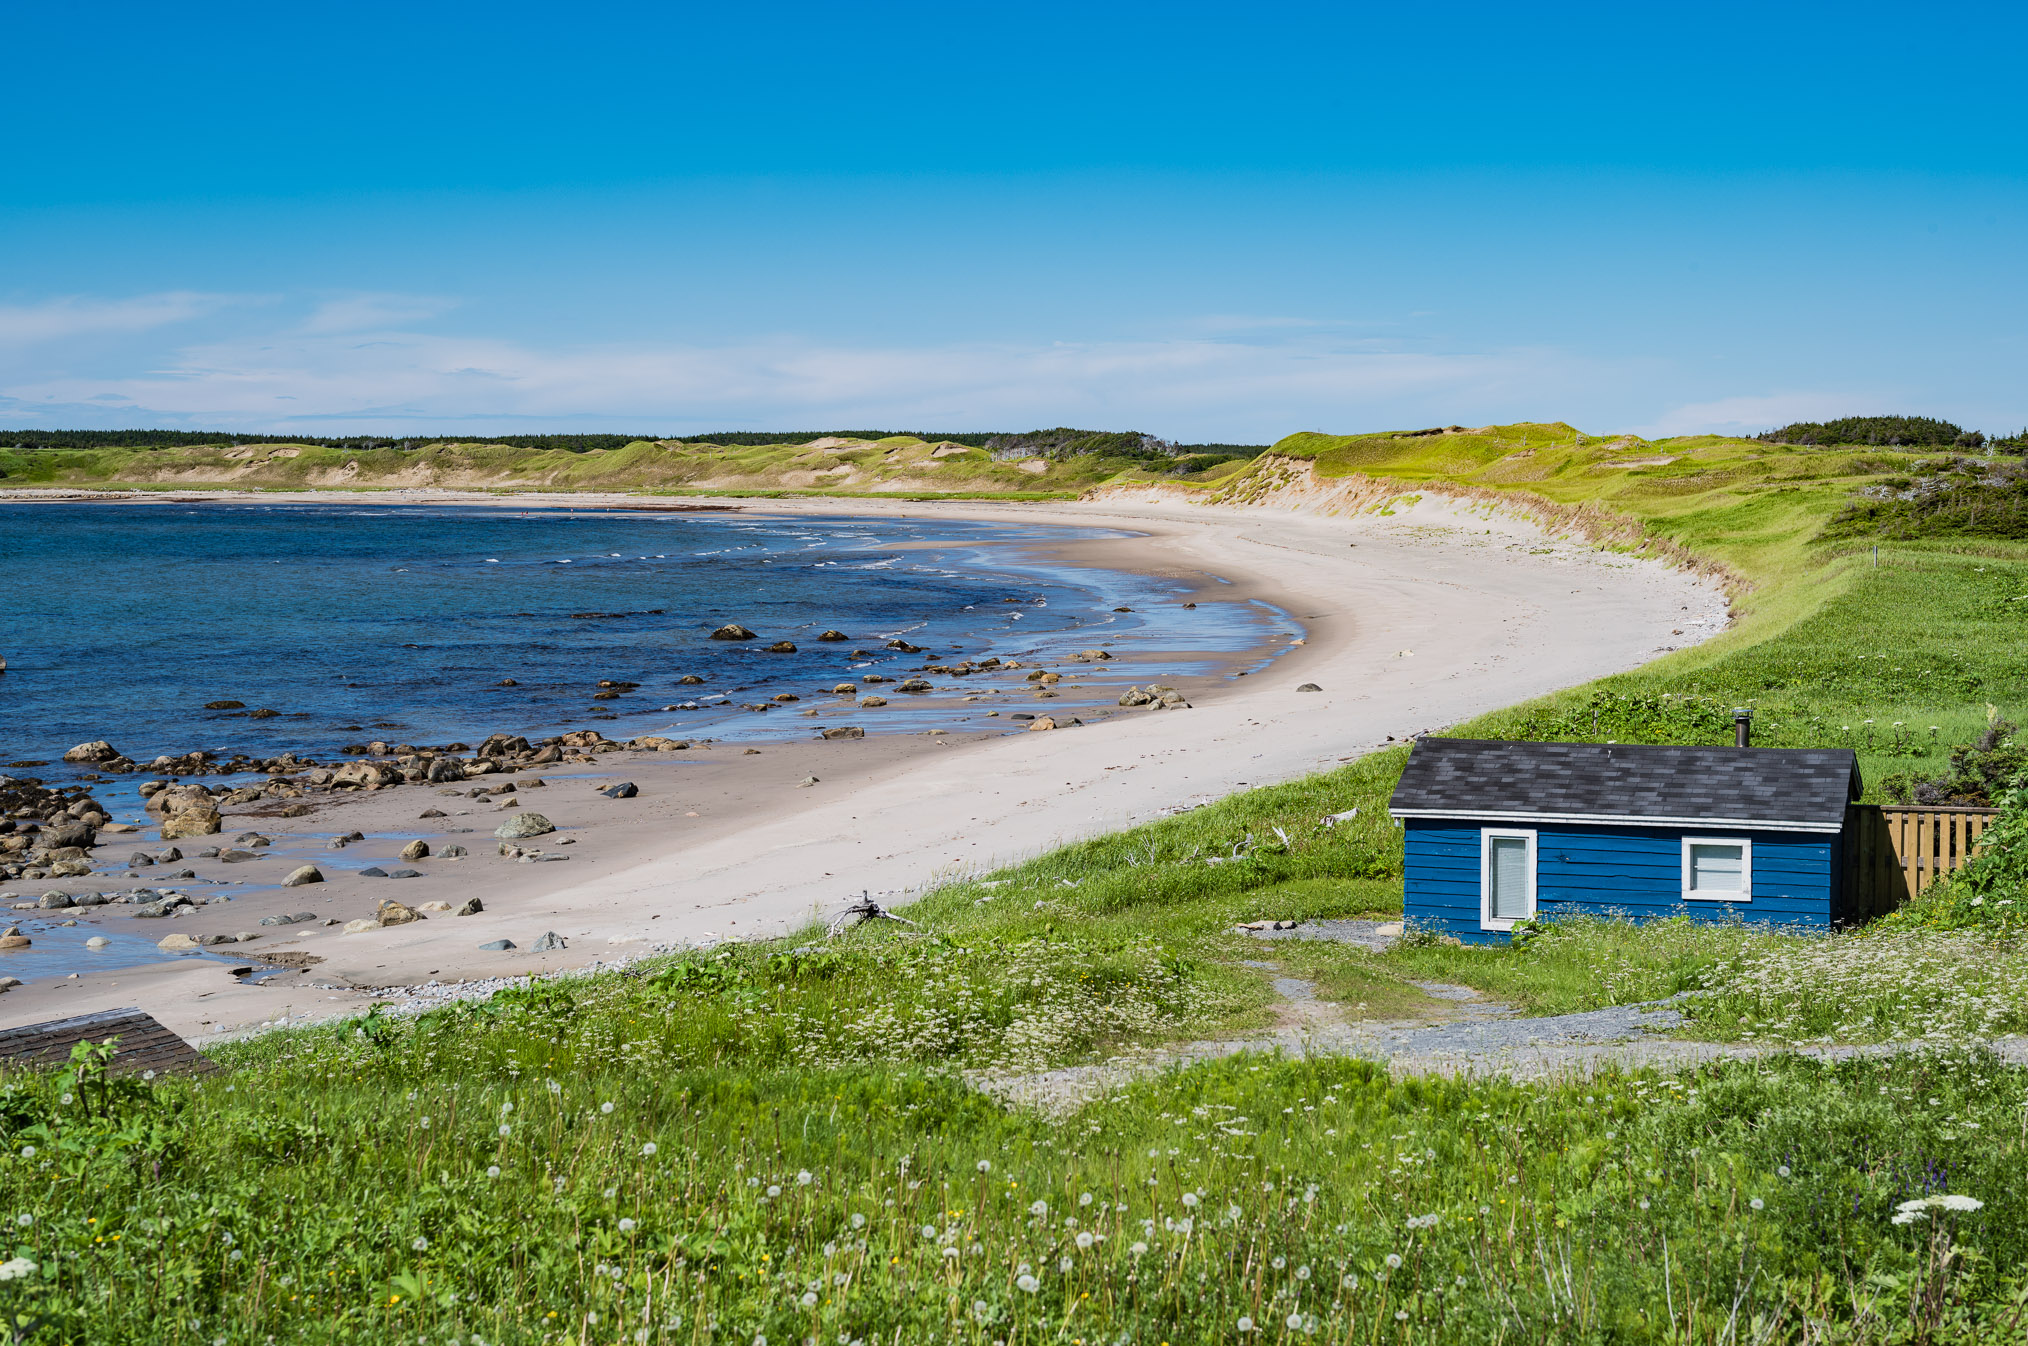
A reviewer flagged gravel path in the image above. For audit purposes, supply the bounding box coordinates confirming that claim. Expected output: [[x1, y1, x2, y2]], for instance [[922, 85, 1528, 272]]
[[970, 969, 2028, 1115]]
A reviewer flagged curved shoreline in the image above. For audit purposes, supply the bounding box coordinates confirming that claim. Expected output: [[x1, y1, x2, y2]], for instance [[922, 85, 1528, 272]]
[[0, 487, 1728, 1040]]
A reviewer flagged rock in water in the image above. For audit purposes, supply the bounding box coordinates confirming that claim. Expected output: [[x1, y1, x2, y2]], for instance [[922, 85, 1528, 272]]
[[1073, 649, 1112, 662], [495, 812, 556, 839], [817, 630, 849, 641], [157, 933, 200, 952], [820, 726, 865, 740], [710, 624, 757, 641], [203, 700, 245, 710], [281, 865, 324, 887], [85, 936, 109, 950], [531, 931, 567, 952], [897, 679, 932, 693], [454, 897, 484, 916], [127, 851, 155, 868], [858, 696, 888, 708], [398, 839, 430, 861], [677, 674, 705, 684], [766, 641, 797, 653], [62, 740, 121, 763], [598, 782, 638, 799], [479, 938, 515, 950]]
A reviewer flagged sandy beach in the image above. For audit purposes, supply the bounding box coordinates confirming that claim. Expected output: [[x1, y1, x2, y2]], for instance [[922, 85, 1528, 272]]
[[0, 486, 1728, 1041]]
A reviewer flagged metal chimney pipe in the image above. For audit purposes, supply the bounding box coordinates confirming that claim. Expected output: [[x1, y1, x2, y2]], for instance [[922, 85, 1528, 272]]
[[1733, 708, 1752, 748]]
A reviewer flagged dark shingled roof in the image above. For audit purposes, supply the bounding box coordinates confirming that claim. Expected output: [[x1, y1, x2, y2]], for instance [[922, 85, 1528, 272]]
[[0, 1008, 215, 1075], [1388, 738, 1861, 832]]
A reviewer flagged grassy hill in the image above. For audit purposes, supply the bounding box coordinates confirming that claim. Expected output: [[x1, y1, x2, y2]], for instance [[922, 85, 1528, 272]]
[[0, 435, 1136, 499]]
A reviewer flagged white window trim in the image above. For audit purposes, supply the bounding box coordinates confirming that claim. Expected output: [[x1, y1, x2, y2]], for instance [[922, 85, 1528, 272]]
[[1479, 828, 1537, 932], [1682, 835, 1753, 903]]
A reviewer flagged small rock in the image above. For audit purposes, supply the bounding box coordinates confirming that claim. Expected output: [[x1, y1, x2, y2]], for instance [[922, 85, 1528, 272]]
[[817, 629, 849, 641], [376, 899, 422, 925], [766, 641, 797, 653], [439, 844, 468, 859], [479, 938, 516, 950], [798, 775, 820, 787], [598, 782, 638, 799], [38, 892, 73, 910], [710, 624, 757, 641], [820, 726, 865, 740], [859, 696, 888, 708], [1296, 683, 1322, 693], [62, 740, 121, 763], [357, 866, 389, 878], [398, 839, 430, 862], [417, 901, 454, 913], [204, 700, 245, 710], [1118, 687, 1154, 707], [495, 812, 556, 840], [897, 679, 932, 693], [387, 868, 422, 880], [199, 933, 233, 947], [677, 674, 705, 685], [530, 931, 567, 952], [454, 896, 484, 916], [1073, 649, 1111, 662], [128, 851, 155, 868], [418, 807, 447, 819], [85, 936, 109, 950], [0, 935, 27, 950], [157, 933, 201, 952], [342, 918, 382, 934], [217, 849, 259, 863], [280, 865, 324, 887]]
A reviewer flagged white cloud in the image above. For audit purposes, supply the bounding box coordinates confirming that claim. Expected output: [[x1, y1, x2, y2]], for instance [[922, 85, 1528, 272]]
[[1, 317, 1619, 442], [0, 292, 245, 345], [299, 293, 459, 334], [1630, 392, 1880, 440]]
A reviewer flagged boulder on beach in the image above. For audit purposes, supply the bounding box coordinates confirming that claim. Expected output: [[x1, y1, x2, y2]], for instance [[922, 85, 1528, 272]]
[[331, 761, 394, 789], [418, 807, 447, 819], [161, 807, 223, 840], [454, 896, 484, 916], [357, 866, 389, 878], [495, 812, 556, 840], [1073, 649, 1112, 662], [531, 931, 567, 952], [279, 803, 312, 817], [342, 919, 382, 934], [710, 624, 757, 641], [157, 933, 200, 952], [479, 938, 515, 950], [897, 678, 932, 693], [440, 844, 468, 859], [62, 741, 121, 763], [0, 934, 28, 951], [598, 782, 638, 799], [798, 775, 820, 787], [1118, 687, 1154, 707], [859, 696, 888, 708], [398, 839, 430, 862], [1296, 682, 1322, 692], [1027, 716, 1059, 732], [38, 892, 72, 909], [281, 865, 324, 887], [418, 901, 454, 913], [376, 899, 423, 925], [820, 726, 865, 740]]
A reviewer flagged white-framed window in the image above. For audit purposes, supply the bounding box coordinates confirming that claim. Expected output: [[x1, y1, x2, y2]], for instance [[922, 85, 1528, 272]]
[[1479, 828, 1537, 931], [1682, 836, 1752, 902]]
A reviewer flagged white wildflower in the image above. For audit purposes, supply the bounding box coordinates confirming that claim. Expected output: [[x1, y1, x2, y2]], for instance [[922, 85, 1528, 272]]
[[1016, 1274, 1040, 1293], [0, 1258, 34, 1281]]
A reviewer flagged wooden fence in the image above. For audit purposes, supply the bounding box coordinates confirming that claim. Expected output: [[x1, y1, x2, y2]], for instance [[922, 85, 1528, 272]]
[[1843, 805, 2000, 920]]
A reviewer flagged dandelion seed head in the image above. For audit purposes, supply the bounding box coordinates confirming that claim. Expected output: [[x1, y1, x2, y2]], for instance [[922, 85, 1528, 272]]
[[1385, 1253, 1403, 1269]]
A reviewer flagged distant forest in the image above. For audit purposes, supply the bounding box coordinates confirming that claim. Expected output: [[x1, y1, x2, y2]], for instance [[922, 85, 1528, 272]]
[[1757, 415, 2000, 450], [0, 428, 1269, 459]]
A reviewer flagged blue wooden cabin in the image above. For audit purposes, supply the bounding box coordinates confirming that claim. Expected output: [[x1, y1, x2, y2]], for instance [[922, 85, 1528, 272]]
[[1388, 738, 1864, 942]]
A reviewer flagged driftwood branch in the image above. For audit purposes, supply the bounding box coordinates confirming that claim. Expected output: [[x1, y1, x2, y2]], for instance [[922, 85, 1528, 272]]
[[827, 892, 922, 938]]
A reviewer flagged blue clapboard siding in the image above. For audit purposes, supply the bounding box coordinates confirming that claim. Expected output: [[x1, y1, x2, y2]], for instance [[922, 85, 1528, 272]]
[[1404, 821, 1840, 944]]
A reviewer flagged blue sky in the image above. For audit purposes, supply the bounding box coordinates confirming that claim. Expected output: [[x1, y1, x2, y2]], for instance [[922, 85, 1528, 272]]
[[5, 1, 2025, 442]]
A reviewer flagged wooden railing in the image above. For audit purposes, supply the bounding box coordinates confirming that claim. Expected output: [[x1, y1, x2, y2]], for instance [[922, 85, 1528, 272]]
[[1843, 805, 2000, 920]]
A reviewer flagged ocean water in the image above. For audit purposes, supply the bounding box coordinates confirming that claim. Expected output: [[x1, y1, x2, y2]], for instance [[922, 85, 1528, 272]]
[[1, 501, 1293, 765]]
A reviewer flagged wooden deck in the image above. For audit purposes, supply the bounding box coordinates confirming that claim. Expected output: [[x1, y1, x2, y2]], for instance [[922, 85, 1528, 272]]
[[0, 1008, 215, 1075]]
